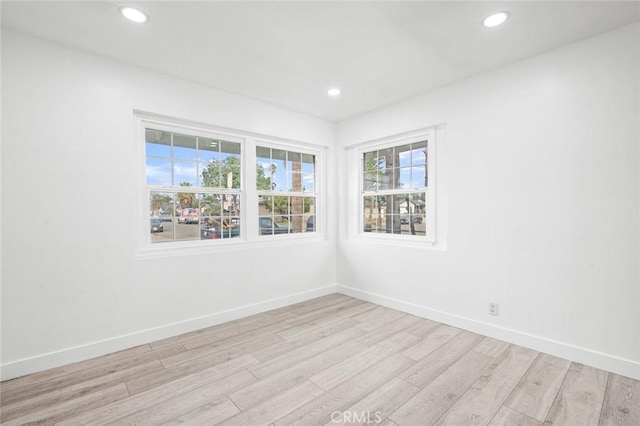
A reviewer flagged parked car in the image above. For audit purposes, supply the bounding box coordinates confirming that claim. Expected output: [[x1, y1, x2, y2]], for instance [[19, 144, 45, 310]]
[[150, 217, 163, 233], [306, 215, 315, 232], [200, 217, 294, 239], [158, 213, 172, 222], [178, 215, 199, 224], [201, 226, 240, 240], [259, 217, 290, 235], [400, 214, 422, 224]]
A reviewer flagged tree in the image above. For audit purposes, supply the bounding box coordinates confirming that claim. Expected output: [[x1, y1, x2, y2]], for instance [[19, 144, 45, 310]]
[[202, 157, 240, 188], [264, 196, 311, 215], [150, 193, 172, 215], [177, 182, 196, 209], [256, 164, 273, 190], [363, 153, 387, 228]]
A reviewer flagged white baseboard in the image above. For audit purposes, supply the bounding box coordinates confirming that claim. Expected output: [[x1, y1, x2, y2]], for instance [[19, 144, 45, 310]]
[[337, 285, 640, 380], [0, 285, 337, 381]]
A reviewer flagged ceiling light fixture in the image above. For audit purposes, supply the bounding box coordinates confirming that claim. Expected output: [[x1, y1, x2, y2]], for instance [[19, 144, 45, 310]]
[[328, 88, 341, 97], [120, 6, 149, 24], [483, 11, 509, 28]]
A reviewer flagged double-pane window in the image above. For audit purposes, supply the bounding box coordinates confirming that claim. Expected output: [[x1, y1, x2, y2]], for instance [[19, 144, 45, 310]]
[[145, 128, 242, 243], [256, 146, 317, 235]]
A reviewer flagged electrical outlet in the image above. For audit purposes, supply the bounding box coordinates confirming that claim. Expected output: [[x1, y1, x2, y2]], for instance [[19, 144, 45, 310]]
[[489, 302, 499, 316]]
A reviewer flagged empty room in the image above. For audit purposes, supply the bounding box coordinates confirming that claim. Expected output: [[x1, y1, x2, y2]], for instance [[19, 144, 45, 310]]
[[1, 1, 639, 425]]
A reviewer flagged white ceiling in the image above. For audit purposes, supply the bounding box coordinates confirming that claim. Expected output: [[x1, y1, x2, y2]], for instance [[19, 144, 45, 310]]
[[2, 1, 639, 122]]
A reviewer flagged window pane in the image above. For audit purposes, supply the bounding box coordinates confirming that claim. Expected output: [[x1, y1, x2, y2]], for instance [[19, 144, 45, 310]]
[[288, 151, 302, 171], [200, 194, 221, 223], [366, 214, 384, 233], [256, 146, 271, 160], [221, 193, 240, 238], [150, 192, 175, 243], [363, 171, 376, 191], [411, 141, 427, 166], [379, 169, 392, 190], [389, 215, 402, 234], [383, 168, 401, 190], [379, 147, 396, 170], [175, 191, 199, 241], [271, 149, 287, 192], [221, 142, 241, 189], [150, 192, 175, 217], [396, 144, 412, 167], [146, 157, 172, 186], [363, 150, 377, 172], [256, 146, 272, 190], [290, 215, 305, 233], [258, 194, 273, 218], [288, 151, 303, 192], [173, 161, 198, 186], [302, 197, 315, 215], [396, 193, 410, 215], [200, 193, 240, 240], [199, 162, 215, 187], [302, 173, 315, 192], [302, 153, 315, 168], [146, 129, 171, 158], [224, 193, 240, 216], [306, 214, 316, 232], [258, 214, 274, 235], [399, 193, 426, 236], [291, 196, 304, 216], [199, 193, 216, 239], [398, 167, 411, 189], [289, 171, 303, 192], [221, 141, 241, 155], [198, 137, 219, 163], [173, 133, 197, 161], [272, 195, 290, 216], [411, 165, 427, 188]]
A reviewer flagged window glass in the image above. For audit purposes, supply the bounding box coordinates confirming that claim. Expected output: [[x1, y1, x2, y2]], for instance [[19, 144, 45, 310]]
[[150, 191, 175, 243], [173, 133, 197, 161], [198, 137, 219, 163], [145, 126, 242, 244], [145, 129, 171, 158], [361, 139, 429, 239], [257, 145, 318, 235], [146, 157, 172, 186]]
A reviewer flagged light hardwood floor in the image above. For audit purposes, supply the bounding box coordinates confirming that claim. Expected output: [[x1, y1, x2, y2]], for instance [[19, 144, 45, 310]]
[[1, 293, 638, 425]]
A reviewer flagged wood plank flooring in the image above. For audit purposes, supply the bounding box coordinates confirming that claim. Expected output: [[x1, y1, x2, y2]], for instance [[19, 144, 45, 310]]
[[1, 293, 638, 425]]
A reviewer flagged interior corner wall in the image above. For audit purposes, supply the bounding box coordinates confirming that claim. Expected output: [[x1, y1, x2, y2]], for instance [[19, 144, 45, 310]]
[[0, 29, 337, 380], [336, 23, 640, 379]]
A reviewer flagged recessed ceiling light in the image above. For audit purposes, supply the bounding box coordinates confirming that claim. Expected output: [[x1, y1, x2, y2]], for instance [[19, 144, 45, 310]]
[[328, 88, 341, 97], [483, 11, 509, 28], [120, 6, 149, 24]]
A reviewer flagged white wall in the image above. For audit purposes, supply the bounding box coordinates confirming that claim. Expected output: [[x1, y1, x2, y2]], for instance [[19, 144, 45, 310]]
[[2, 23, 639, 382], [0, 30, 337, 379], [336, 23, 640, 379]]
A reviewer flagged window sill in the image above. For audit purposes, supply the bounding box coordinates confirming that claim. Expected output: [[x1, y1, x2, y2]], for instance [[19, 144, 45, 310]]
[[351, 233, 447, 251], [136, 233, 327, 260]]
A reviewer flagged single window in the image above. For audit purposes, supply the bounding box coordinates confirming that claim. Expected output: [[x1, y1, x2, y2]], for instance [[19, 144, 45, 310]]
[[360, 133, 434, 241], [256, 145, 317, 235], [145, 128, 242, 243]]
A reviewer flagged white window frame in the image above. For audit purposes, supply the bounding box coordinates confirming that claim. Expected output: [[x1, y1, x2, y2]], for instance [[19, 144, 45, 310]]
[[135, 112, 325, 259], [254, 139, 323, 238], [357, 128, 437, 244]]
